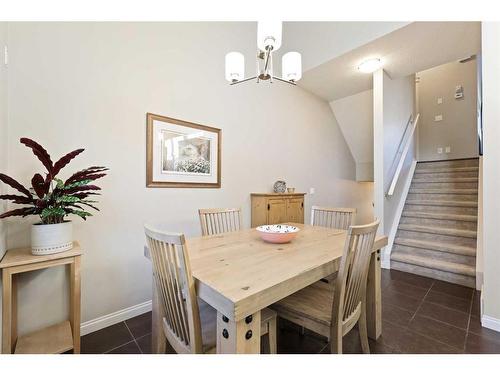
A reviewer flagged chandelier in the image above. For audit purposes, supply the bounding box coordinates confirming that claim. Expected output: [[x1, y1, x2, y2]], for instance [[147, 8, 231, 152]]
[[225, 21, 302, 86]]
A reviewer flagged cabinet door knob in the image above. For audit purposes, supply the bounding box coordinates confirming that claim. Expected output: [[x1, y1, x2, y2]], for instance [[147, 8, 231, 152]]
[[267, 203, 270, 210]]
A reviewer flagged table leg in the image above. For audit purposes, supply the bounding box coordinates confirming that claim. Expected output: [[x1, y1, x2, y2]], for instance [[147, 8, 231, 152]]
[[366, 249, 382, 340], [70, 256, 81, 354], [2, 269, 14, 354], [216, 311, 261, 354], [151, 275, 166, 354]]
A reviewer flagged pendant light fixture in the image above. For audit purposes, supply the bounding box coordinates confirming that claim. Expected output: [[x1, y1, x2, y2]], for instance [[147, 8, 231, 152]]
[[225, 21, 302, 86]]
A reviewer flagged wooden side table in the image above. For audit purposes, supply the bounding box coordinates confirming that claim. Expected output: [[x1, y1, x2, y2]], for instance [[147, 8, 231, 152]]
[[0, 242, 82, 354]]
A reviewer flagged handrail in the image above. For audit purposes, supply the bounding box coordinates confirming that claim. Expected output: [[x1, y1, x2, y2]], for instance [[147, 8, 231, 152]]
[[386, 113, 420, 197]]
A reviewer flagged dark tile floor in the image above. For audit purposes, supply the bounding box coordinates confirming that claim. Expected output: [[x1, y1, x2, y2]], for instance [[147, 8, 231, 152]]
[[81, 269, 500, 354]]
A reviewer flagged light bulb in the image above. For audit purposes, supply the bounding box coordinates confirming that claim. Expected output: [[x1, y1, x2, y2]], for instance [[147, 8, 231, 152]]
[[282, 52, 302, 82], [257, 21, 282, 52], [225, 52, 245, 82]]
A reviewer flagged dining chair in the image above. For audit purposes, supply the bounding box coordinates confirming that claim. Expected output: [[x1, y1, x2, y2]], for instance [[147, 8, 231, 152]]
[[311, 206, 356, 230], [145, 224, 277, 354], [198, 208, 242, 236], [271, 220, 380, 354], [311, 207, 356, 283]]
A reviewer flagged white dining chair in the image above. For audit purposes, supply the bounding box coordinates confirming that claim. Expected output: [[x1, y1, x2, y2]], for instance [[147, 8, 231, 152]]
[[311, 206, 357, 230], [271, 220, 380, 354], [145, 223, 277, 354], [198, 208, 242, 236]]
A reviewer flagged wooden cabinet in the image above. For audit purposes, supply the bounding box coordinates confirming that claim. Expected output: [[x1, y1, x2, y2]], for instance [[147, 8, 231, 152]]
[[251, 193, 305, 227]]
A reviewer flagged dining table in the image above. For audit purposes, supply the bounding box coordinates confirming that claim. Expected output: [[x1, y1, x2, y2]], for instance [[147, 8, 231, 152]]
[[144, 223, 388, 354]]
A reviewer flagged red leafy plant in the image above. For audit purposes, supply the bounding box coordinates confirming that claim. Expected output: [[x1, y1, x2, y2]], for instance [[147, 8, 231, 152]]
[[0, 138, 108, 224]]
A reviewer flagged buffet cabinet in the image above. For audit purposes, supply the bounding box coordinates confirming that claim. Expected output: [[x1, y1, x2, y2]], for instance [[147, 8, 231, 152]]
[[250, 193, 306, 227]]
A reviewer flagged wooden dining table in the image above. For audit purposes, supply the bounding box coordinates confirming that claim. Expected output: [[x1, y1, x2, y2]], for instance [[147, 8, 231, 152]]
[[144, 223, 388, 354]]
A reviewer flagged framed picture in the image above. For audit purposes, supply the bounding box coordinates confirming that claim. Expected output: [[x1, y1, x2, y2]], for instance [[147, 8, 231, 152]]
[[146, 113, 221, 188]]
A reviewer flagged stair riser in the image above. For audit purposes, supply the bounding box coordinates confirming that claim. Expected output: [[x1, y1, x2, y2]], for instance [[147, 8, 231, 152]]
[[407, 193, 478, 202], [413, 171, 478, 179], [397, 229, 477, 247], [417, 159, 479, 168], [390, 261, 475, 288], [400, 217, 477, 231], [392, 244, 476, 265], [404, 203, 478, 215], [394, 238, 476, 256], [411, 181, 478, 189]]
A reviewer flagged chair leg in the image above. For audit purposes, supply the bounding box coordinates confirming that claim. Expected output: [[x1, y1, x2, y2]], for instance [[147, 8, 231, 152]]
[[358, 307, 370, 354], [268, 318, 277, 354], [330, 328, 342, 354]]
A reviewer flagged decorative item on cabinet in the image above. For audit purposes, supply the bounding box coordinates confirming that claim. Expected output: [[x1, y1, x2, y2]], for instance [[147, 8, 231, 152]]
[[250, 192, 305, 227], [273, 180, 286, 193]]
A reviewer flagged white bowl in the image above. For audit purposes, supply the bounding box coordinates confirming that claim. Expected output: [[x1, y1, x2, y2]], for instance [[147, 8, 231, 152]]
[[256, 224, 300, 244]]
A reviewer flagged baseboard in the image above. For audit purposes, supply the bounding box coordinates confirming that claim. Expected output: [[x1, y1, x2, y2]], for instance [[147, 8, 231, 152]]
[[482, 314, 500, 333], [80, 300, 152, 336], [476, 272, 483, 291], [381, 258, 391, 269], [382, 159, 418, 269]]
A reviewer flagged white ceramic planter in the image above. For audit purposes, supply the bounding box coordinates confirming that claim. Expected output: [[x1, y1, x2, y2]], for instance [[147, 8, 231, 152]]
[[31, 221, 73, 256]]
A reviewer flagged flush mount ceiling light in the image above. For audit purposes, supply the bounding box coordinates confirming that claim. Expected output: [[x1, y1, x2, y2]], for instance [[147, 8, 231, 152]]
[[225, 21, 302, 86], [358, 58, 382, 73]]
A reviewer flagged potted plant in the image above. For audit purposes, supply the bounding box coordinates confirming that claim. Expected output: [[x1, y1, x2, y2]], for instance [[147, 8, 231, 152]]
[[0, 138, 108, 255]]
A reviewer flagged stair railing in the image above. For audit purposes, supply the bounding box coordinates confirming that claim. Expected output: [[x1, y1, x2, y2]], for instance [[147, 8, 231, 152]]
[[386, 113, 420, 197]]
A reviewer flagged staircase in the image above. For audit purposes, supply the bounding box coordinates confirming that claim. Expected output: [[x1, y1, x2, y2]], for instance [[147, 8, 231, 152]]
[[390, 158, 479, 288]]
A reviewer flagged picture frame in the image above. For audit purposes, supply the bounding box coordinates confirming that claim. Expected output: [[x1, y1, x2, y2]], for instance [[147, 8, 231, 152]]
[[146, 113, 221, 188]]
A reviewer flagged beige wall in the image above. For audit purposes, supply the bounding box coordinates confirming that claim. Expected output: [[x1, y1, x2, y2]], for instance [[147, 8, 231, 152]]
[[373, 70, 416, 266], [0, 23, 7, 258], [329, 89, 374, 182], [2, 22, 372, 336], [0, 22, 8, 346], [481, 22, 500, 329], [417, 59, 479, 161]]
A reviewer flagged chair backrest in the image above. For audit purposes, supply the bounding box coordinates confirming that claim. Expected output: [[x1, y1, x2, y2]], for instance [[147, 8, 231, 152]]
[[311, 206, 356, 230], [144, 224, 203, 354], [331, 220, 380, 335], [198, 208, 242, 236]]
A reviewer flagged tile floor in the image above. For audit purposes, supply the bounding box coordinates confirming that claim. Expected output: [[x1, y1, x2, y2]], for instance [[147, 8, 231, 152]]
[[80, 269, 500, 354]]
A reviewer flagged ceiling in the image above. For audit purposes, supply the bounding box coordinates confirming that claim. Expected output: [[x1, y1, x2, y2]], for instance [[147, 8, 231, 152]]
[[281, 22, 409, 71], [298, 22, 482, 102]]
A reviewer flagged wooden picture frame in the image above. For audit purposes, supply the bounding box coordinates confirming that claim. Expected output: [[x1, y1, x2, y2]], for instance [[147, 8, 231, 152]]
[[146, 113, 221, 188]]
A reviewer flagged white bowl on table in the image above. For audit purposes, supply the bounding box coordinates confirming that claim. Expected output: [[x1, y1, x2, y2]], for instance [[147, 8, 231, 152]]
[[256, 224, 300, 244]]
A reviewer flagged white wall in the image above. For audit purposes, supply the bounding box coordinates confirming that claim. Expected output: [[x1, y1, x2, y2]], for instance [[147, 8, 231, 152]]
[[329, 89, 374, 181], [417, 59, 479, 161], [0, 21, 8, 347], [2, 22, 372, 336], [481, 22, 500, 330], [373, 70, 416, 266]]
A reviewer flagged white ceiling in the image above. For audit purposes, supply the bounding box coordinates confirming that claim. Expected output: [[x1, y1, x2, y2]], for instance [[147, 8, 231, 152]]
[[298, 22, 482, 101], [281, 22, 409, 71]]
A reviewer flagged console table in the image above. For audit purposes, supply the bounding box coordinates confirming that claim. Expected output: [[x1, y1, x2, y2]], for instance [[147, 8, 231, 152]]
[[0, 242, 81, 354]]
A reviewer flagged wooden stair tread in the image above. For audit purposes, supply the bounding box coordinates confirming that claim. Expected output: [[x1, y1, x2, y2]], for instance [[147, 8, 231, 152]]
[[409, 188, 478, 194], [405, 199, 478, 207], [415, 166, 479, 174], [412, 177, 478, 183], [14, 320, 73, 354], [398, 224, 477, 238], [394, 237, 476, 256], [391, 252, 475, 277], [402, 211, 477, 222]]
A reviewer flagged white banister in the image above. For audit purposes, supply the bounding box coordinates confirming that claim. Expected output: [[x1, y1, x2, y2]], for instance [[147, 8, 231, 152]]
[[386, 113, 420, 197]]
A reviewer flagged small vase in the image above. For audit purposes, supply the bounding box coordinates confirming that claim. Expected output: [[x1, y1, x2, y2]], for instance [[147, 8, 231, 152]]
[[31, 221, 73, 256]]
